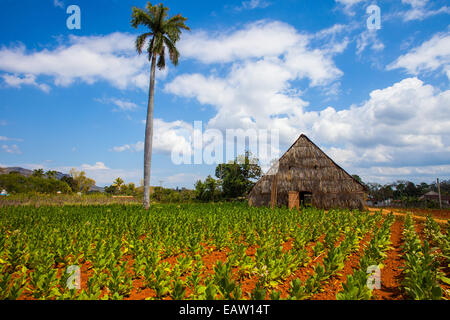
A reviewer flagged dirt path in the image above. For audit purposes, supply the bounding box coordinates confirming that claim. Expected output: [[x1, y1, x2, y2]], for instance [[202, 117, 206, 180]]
[[373, 220, 406, 300], [310, 231, 373, 300], [368, 208, 448, 225]]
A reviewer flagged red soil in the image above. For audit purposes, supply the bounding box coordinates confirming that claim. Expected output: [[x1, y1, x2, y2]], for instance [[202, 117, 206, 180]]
[[372, 220, 406, 300], [390, 208, 450, 221], [311, 232, 373, 300], [369, 207, 449, 225]]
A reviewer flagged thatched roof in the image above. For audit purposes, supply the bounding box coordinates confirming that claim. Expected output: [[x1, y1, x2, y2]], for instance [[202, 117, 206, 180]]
[[256, 134, 365, 188], [248, 134, 367, 210]]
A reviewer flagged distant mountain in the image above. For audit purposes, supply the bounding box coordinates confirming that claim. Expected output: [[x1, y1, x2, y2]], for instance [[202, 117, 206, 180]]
[[0, 166, 104, 192], [89, 185, 105, 193], [0, 167, 68, 180], [1, 167, 34, 176]]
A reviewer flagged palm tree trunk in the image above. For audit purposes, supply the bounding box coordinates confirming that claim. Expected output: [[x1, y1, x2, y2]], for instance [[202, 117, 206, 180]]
[[143, 54, 157, 209]]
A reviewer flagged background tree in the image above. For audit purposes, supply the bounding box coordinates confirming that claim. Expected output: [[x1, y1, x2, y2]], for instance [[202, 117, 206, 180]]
[[69, 168, 96, 193], [45, 170, 58, 180], [431, 179, 449, 195], [0, 174, 71, 194], [122, 182, 137, 196], [61, 176, 77, 192], [113, 177, 124, 192], [417, 182, 430, 195], [351, 174, 367, 188], [104, 184, 118, 195], [194, 175, 221, 202], [131, 2, 190, 209], [393, 181, 407, 199], [32, 169, 44, 178], [215, 152, 262, 199]]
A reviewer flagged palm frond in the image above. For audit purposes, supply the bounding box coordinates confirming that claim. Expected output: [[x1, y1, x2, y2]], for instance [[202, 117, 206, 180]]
[[131, 1, 189, 69], [157, 47, 166, 70], [153, 33, 164, 56], [131, 7, 153, 29], [135, 32, 153, 54], [163, 36, 180, 66], [166, 14, 190, 31]]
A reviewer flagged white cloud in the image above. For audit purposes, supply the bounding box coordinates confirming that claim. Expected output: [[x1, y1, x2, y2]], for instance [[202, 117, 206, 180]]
[[401, 0, 427, 6], [179, 21, 304, 64], [1, 73, 50, 92], [312, 24, 355, 56], [80, 162, 109, 171], [166, 22, 345, 151], [112, 142, 144, 153], [356, 164, 450, 184], [0, 33, 167, 91], [336, 0, 364, 5], [165, 173, 205, 185], [95, 98, 139, 112], [1, 144, 21, 154], [168, 21, 343, 142], [112, 119, 192, 156], [166, 20, 449, 183], [335, 0, 366, 15], [387, 32, 450, 79], [76, 162, 141, 185], [400, 0, 449, 21], [309, 77, 450, 182], [314, 24, 348, 39], [0, 136, 23, 142], [177, 20, 344, 83], [404, 7, 450, 21], [152, 119, 193, 155], [53, 0, 64, 8], [237, 0, 271, 11], [166, 65, 450, 181], [356, 30, 384, 55], [110, 99, 138, 111]]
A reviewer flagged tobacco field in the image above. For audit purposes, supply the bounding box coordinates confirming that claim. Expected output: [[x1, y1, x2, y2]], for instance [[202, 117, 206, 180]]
[[0, 203, 449, 300]]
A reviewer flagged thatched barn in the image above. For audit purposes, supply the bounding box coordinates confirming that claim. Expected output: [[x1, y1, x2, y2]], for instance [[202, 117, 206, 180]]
[[248, 134, 366, 210]]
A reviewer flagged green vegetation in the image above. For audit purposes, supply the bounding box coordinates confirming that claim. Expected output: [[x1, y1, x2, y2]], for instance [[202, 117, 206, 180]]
[[0, 203, 447, 300], [402, 214, 443, 299], [0, 172, 71, 194], [336, 212, 395, 300], [424, 215, 450, 271], [194, 152, 262, 202], [0, 203, 377, 300], [367, 180, 450, 208], [0, 168, 96, 195], [104, 177, 137, 196], [67, 169, 96, 193]]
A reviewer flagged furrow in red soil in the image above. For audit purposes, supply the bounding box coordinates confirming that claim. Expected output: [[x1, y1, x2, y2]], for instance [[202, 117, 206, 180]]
[[274, 234, 327, 299], [307, 217, 387, 300], [372, 219, 406, 300], [310, 232, 373, 300]]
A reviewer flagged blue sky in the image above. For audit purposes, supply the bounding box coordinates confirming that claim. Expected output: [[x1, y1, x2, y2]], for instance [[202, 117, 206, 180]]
[[0, 0, 449, 187]]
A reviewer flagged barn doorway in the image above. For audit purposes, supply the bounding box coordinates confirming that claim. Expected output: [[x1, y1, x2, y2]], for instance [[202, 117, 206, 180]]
[[299, 191, 312, 207]]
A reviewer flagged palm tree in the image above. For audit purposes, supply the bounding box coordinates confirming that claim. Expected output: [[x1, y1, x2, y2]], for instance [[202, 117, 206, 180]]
[[32, 169, 44, 178], [113, 177, 124, 192], [46, 170, 58, 180], [131, 2, 190, 209]]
